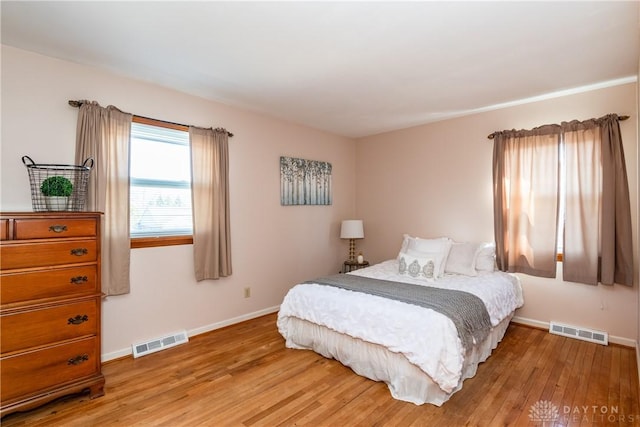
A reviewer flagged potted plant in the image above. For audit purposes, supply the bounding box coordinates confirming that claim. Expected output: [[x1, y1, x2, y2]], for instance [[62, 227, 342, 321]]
[[40, 175, 73, 211]]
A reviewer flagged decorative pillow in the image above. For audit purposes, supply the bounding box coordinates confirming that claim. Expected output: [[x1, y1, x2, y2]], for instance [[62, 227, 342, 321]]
[[444, 242, 480, 276], [405, 236, 452, 277], [398, 252, 436, 281], [397, 235, 453, 277], [475, 242, 496, 272]]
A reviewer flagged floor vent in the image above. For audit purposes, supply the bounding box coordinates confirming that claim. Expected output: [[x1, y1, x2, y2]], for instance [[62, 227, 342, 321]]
[[132, 330, 189, 358], [549, 321, 608, 345]]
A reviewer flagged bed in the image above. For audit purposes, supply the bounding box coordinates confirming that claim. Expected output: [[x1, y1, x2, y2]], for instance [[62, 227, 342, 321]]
[[277, 236, 524, 406]]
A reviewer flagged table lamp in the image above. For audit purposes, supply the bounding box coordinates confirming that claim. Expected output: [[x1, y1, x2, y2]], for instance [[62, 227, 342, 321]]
[[340, 220, 364, 261]]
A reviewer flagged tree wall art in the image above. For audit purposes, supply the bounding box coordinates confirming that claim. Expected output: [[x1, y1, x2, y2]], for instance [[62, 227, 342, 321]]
[[280, 156, 332, 206]]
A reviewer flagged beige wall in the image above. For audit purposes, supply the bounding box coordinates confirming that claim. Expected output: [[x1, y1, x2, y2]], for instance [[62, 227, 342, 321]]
[[1, 46, 356, 360], [637, 53, 640, 375], [356, 83, 639, 344]]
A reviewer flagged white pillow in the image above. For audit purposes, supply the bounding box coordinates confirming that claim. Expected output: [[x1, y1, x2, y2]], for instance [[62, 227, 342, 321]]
[[405, 236, 452, 277], [475, 243, 496, 272], [398, 234, 411, 255], [398, 252, 436, 282], [406, 235, 451, 252], [397, 234, 453, 277], [445, 242, 480, 276], [404, 248, 448, 278]]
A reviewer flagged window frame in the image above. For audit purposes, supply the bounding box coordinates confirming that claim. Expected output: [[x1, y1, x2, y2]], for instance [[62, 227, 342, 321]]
[[130, 116, 193, 249], [556, 135, 565, 263]]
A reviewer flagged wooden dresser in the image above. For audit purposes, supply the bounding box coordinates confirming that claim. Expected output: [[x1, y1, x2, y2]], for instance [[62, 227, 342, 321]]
[[0, 212, 105, 417]]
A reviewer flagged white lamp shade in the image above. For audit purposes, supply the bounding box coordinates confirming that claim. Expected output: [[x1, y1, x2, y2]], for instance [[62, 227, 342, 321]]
[[340, 220, 364, 239]]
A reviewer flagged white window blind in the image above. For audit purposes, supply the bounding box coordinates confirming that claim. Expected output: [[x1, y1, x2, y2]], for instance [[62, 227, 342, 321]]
[[130, 122, 193, 237]]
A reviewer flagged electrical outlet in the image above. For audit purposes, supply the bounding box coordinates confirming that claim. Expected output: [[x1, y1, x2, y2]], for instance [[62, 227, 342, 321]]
[[244, 287, 251, 298]]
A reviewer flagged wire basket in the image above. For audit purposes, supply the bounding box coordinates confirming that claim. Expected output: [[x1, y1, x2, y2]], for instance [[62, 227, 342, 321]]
[[22, 156, 94, 212]]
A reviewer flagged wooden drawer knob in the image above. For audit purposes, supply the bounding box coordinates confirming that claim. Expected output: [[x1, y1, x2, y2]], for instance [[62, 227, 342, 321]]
[[49, 224, 68, 233], [67, 314, 89, 325], [67, 354, 89, 366], [70, 275, 89, 284]]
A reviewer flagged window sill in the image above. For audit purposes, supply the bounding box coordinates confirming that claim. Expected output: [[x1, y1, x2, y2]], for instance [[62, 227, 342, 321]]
[[131, 235, 193, 249]]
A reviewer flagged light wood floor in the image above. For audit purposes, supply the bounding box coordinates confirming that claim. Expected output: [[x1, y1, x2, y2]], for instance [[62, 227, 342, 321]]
[[2, 313, 638, 426]]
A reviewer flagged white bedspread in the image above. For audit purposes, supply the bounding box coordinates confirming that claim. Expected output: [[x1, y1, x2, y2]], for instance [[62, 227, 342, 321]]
[[277, 260, 523, 393]]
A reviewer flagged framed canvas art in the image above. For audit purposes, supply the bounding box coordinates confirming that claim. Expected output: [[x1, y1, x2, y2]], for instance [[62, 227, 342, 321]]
[[280, 156, 332, 205]]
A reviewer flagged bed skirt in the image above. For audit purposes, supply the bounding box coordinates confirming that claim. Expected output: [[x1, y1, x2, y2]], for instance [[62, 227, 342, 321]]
[[281, 313, 514, 406]]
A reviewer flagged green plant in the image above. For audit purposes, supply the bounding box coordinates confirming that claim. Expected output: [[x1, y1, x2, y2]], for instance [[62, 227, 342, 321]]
[[40, 176, 73, 197]]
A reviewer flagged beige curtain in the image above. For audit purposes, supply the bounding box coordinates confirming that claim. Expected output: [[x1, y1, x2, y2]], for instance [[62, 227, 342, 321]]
[[492, 126, 561, 278], [75, 101, 132, 295], [561, 115, 633, 286], [561, 121, 600, 285], [493, 114, 633, 286], [189, 127, 232, 281]]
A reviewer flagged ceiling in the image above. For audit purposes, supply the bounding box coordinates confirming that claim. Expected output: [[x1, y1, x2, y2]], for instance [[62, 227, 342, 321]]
[[1, 1, 639, 138]]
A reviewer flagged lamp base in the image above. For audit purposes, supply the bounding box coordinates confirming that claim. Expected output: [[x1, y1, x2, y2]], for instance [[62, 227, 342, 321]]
[[348, 239, 356, 261]]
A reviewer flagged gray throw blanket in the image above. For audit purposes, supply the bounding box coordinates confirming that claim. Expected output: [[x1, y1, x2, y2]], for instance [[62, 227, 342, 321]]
[[305, 274, 492, 350]]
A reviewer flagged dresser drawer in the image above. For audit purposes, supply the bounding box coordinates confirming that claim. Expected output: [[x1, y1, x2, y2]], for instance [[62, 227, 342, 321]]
[[1, 337, 99, 402], [1, 266, 99, 306], [13, 218, 97, 240], [0, 240, 97, 270], [1, 299, 98, 354], [0, 219, 8, 241]]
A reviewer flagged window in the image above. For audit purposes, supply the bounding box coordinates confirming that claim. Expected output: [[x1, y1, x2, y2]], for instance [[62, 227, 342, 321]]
[[130, 117, 193, 247], [556, 137, 566, 261]]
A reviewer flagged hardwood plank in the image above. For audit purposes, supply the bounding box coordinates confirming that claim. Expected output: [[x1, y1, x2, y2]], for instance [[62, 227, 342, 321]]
[[620, 345, 640, 421], [547, 338, 580, 416], [609, 346, 623, 411], [1, 314, 637, 426]]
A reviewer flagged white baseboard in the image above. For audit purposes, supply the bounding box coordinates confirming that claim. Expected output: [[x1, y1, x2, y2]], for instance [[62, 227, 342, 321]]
[[512, 316, 636, 348], [102, 347, 132, 362], [188, 305, 280, 337], [511, 316, 548, 330], [102, 305, 281, 362]]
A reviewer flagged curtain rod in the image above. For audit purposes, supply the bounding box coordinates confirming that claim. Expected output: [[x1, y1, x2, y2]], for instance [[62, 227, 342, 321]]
[[68, 100, 234, 138], [486, 114, 629, 140]]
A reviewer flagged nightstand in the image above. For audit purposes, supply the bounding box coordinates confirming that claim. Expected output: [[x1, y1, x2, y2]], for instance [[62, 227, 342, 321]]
[[342, 259, 369, 273]]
